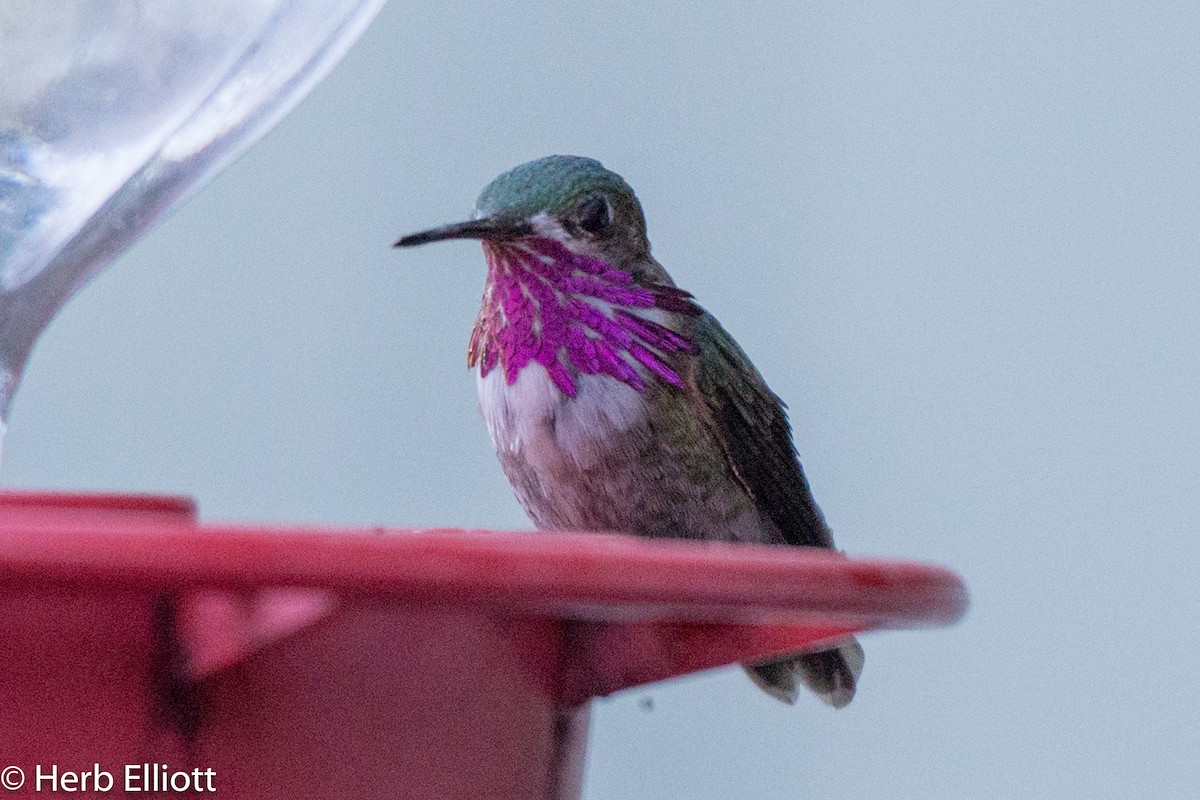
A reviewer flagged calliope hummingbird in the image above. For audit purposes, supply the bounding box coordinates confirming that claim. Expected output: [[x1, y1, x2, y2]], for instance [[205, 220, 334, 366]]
[[395, 156, 863, 707]]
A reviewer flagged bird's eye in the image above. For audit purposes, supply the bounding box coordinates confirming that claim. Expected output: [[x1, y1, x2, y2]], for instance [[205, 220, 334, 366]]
[[577, 195, 613, 235]]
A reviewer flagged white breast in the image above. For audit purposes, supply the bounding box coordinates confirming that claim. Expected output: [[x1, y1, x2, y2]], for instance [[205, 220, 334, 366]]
[[477, 364, 649, 472]]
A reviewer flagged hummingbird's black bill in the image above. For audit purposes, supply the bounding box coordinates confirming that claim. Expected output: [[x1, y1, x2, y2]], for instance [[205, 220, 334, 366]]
[[393, 216, 534, 248]]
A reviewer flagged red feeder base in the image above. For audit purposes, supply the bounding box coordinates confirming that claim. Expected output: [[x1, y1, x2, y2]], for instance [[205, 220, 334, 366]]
[[0, 492, 967, 799]]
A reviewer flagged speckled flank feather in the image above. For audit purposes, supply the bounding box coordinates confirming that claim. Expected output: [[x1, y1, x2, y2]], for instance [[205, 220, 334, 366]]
[[400, 155, 863, 707]]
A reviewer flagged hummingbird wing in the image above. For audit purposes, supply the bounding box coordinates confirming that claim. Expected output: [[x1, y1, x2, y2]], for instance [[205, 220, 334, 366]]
[[693, 311, 863, 707], [692, 312, 834, 549]]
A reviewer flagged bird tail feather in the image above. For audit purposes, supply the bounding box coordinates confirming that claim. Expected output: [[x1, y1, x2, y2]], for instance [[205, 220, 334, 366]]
[[745, 638, 864, 708]]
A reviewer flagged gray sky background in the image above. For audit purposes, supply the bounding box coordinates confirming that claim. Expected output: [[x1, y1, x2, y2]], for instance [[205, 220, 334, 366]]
[[6, 3, 1198, 798]]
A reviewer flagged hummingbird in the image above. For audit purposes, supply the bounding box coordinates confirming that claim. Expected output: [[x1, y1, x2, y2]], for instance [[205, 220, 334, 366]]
[[395, 155, 863, 707]]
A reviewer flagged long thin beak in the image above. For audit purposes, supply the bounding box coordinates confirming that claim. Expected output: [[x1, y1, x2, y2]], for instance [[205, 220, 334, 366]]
[[393, 215, 534, 248]]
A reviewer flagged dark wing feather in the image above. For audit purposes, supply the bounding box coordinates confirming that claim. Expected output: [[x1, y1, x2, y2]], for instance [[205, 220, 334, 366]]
[[694, 312, 833, 548]]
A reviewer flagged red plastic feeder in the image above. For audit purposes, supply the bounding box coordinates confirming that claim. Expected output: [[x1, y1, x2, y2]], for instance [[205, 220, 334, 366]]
[[0, 492, 966, 798]]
